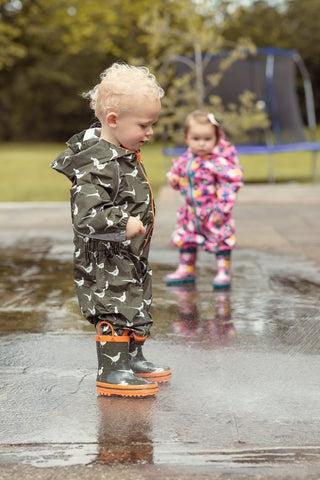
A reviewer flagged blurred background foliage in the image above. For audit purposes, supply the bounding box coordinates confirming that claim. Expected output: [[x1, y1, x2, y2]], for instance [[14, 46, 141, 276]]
[[0, 0, 319, 142]]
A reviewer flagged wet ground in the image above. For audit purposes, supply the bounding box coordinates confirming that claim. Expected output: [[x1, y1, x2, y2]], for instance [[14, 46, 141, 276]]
[[1, 241, 320, 478]]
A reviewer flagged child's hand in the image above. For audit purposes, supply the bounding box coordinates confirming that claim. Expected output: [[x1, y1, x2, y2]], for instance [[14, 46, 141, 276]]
[[212, 215, 223, 227], [167, 173, 180, 188], [126, 216, 146, 239]]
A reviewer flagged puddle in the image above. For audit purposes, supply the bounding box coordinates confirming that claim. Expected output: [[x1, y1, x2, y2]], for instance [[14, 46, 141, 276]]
[[0, 246, 90, 333], [0, 444, 97, 467], [1, 247, 320, 353], [154, 446, 320, 467], [1, 247, 320, 469], [270, 274, 320, 296], [2, 443, 320, 468]]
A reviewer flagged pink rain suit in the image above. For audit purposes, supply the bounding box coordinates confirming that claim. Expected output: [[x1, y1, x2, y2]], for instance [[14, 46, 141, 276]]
[[168, 135, 244, 253]]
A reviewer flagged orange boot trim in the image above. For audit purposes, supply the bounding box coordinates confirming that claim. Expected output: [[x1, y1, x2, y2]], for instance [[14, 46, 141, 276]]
[[96, 381, 159, 397], [96, 321, 158, 397], [131, 332, 148, 343], [135, 370, 172, 384], [96, 321, 130, 343]]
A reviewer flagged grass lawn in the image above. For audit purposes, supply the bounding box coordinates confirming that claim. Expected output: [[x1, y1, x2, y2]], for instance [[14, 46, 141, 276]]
[[0, 142, 319, 201]]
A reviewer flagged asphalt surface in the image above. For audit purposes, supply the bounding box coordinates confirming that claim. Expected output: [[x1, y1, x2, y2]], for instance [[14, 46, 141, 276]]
[[1, 184, 320, 479]]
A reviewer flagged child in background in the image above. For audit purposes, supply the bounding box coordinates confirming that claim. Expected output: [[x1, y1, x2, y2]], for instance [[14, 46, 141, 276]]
[[52, 63, 171, 398], [166, 110, 243, 289]]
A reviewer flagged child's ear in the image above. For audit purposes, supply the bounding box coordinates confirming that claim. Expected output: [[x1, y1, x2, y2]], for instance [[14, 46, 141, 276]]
[[106, 112, 118, 128]]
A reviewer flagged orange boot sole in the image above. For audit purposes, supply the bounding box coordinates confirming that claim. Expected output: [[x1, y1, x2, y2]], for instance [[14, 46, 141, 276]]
[[135, 370, 172, 384], [96, 380, 159, 397]]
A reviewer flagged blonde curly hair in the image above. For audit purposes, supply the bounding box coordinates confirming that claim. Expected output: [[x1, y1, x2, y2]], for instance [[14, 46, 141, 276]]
[[84, 63, 164, 121]]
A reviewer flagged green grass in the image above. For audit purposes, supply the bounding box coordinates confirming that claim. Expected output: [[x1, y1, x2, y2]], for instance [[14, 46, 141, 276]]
[[0, 142, 319, 201], [1, 143, 69, 201], [0, 142, 167, 202], [240, 151, 320, 183]]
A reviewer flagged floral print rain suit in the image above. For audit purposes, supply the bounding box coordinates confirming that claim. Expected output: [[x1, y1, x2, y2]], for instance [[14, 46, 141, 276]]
[[168, 134, 243, 253]]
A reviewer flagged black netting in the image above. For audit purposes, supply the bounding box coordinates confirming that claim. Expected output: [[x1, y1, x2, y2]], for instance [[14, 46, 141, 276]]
[[174, 50, 305, 145]]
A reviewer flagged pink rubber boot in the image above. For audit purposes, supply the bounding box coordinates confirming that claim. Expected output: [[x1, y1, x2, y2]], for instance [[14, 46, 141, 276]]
[[213, 252, 231, 290], [166, 249, 197, 286]]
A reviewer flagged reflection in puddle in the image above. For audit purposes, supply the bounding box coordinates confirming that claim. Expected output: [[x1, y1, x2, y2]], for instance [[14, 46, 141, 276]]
[[1, 247, 320, 469], [170, 286, 236, 346], [1, 246, 320, 350], [94, 397, 154, 465], [151, 262, 320, 354], [270, 274, 320, 296], [0, 246, 89, 333]]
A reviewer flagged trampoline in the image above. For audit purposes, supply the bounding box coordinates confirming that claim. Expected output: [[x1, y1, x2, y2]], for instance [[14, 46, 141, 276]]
[[163, 48, 320, 182]]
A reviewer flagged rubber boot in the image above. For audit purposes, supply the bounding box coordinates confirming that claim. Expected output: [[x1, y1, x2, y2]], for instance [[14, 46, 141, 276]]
[[166, 248, 197, 286], [213, 251, 231, 290], [96, 321, 159, 397], [171, 286, 200, 337], [129, 333, 172, 383]]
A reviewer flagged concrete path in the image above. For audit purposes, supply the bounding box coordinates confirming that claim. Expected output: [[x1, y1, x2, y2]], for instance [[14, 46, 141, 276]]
[[1, 183, 320, 479], [2, 183, 320, 262], [153, 183, 320, 264]]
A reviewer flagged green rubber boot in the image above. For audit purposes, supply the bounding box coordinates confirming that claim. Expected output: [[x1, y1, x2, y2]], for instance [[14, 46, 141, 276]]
[[129, 333, 172, 384], [96, 322, 158, 397]]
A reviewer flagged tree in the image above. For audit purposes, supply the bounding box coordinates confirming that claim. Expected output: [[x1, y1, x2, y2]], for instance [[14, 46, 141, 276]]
[[0, 0, 269, 141], [0, 0, 27, 69], [0, 0, 150, 140], [133, 0, 267, 144]]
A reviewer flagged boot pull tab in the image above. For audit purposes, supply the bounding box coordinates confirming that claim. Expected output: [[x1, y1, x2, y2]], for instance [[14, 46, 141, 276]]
[[132, 332, 148, 344], [96, 321, 114, 337]]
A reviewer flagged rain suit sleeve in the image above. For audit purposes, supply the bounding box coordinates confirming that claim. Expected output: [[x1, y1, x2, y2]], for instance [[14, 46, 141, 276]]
[[73, 169, 129, 242], [212, 149, 244, 221], [167, 155, 185, 191]]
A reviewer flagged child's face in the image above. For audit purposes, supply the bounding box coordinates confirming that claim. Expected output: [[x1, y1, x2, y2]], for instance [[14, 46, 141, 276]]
[[185, 122, 217, 156], [113, 97, 161, 151]]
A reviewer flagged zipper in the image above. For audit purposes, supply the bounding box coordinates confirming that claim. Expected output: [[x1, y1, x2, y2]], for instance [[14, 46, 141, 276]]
[[186, 155, 201, 233], [135, 154, 155, 248]]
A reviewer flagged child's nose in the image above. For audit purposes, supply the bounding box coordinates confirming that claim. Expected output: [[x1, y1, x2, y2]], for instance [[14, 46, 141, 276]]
[[146, 126, 153, 137]]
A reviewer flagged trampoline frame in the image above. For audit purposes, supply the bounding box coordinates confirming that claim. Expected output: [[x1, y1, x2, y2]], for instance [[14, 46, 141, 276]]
[[163, 48, 320, 182]]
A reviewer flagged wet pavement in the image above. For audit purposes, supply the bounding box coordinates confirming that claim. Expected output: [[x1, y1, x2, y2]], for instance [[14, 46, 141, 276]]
[[1, 184, 320, 479]]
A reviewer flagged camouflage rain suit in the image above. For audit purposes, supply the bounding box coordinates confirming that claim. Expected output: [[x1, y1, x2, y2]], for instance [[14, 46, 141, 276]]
[[51, 127, 155, 336]]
